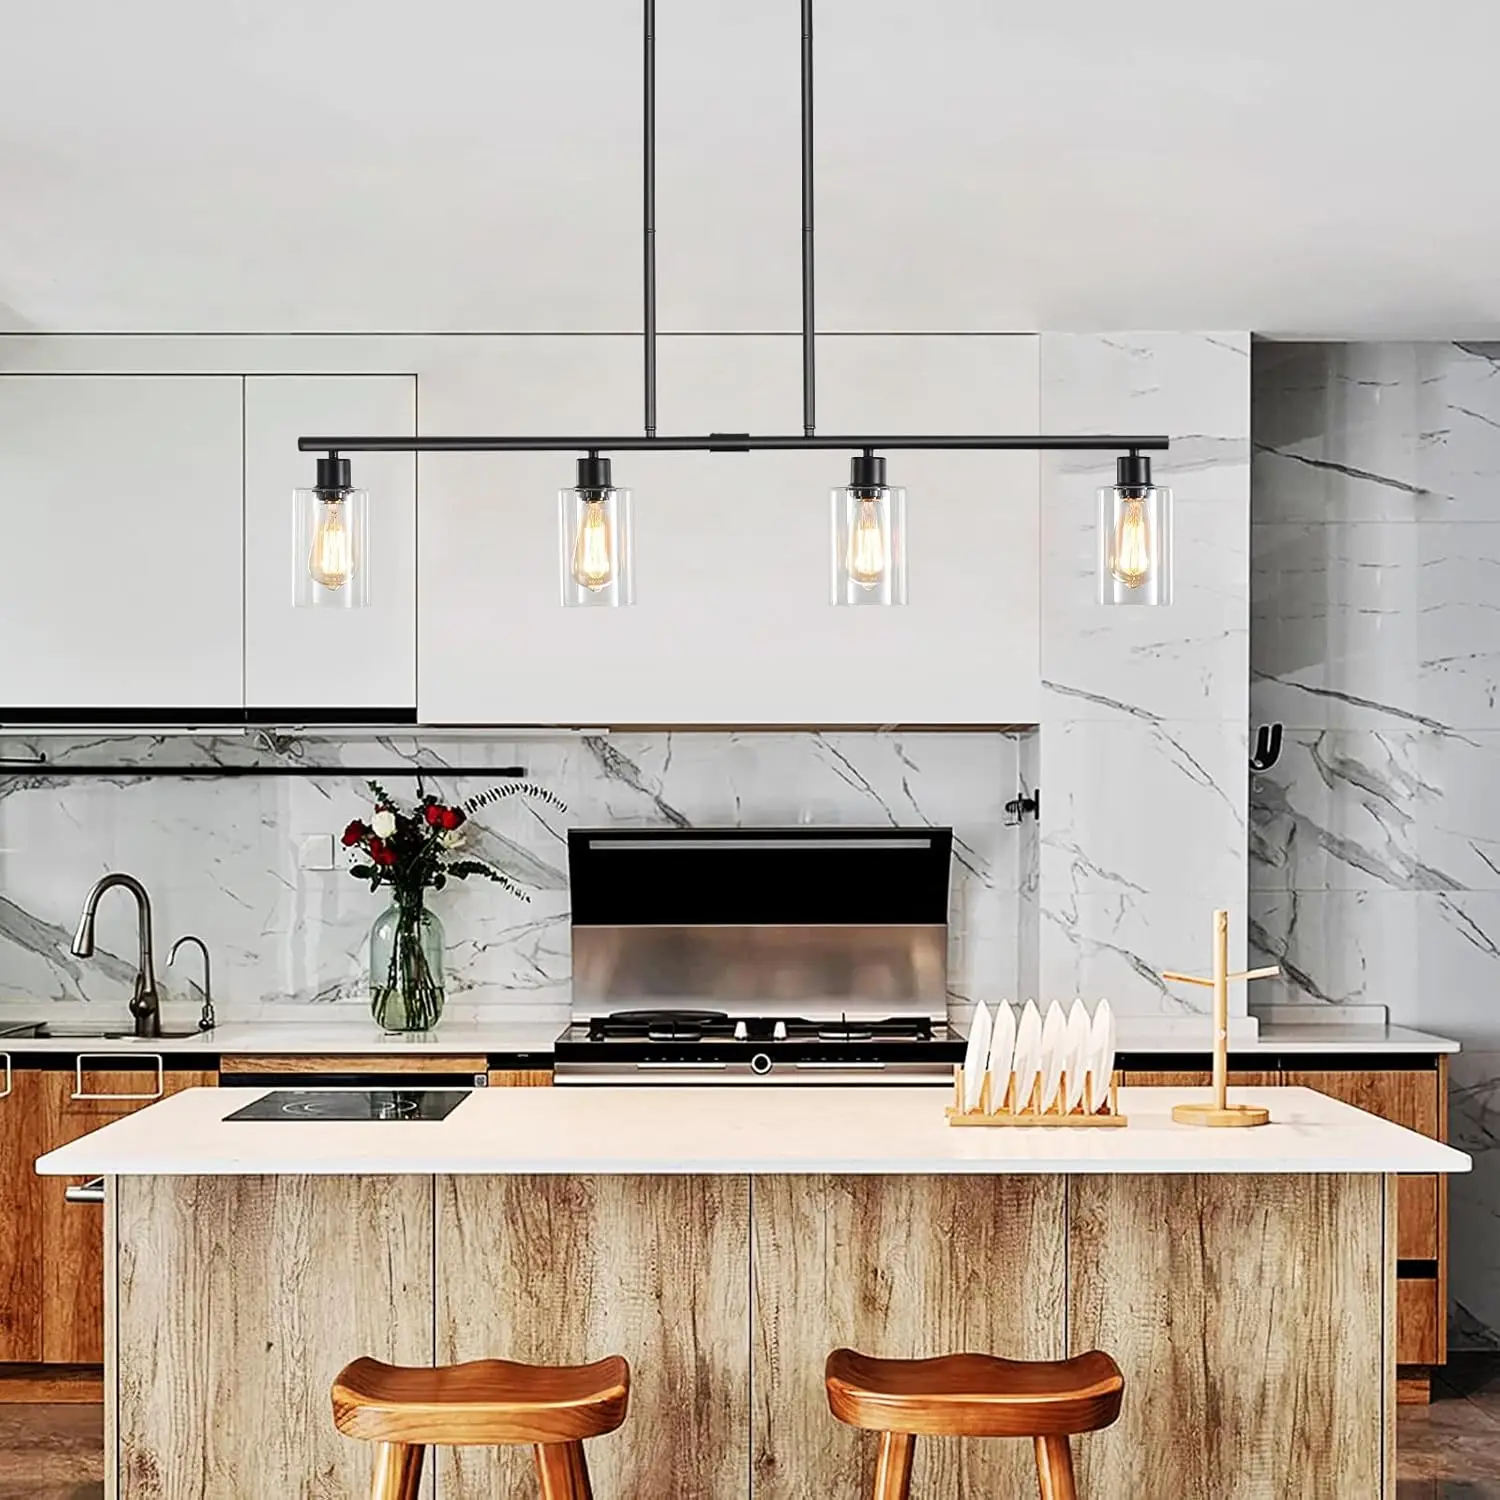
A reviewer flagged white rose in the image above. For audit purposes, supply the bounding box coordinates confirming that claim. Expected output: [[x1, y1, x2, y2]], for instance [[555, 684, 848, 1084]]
[[371, 810, 397, 839], [440, 828, 464, 849]]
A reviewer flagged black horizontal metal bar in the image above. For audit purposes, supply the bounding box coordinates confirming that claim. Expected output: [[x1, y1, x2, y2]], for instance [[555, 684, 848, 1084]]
[[0, 763, 529, 779], [299, 433, 1169, 454]]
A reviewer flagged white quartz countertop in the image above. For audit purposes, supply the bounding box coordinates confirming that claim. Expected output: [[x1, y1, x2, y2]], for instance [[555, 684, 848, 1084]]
[[0, 1020, 561, 1056], [0, 1016, 1460, 1058], [35, 1084, 1472, 1178]]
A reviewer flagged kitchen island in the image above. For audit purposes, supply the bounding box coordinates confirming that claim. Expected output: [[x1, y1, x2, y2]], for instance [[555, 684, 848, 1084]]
[[39, 1085, 1469, 1499]]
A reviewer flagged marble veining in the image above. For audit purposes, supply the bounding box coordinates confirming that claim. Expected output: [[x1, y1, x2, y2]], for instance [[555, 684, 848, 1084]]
[[0, 730, 1025, 1028], [1040, 333, 1251, 1009], [1252, 340, 1500, 1346]]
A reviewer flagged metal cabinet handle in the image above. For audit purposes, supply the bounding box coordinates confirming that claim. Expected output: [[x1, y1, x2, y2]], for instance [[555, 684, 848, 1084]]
[[73, 1052, 164, 1101], [0, 1052, 10, 1100], [65, 1177, 105, 1205]]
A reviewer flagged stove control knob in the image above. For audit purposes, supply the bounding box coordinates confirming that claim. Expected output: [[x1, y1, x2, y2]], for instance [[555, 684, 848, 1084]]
[[734, 1020, 748, 1040], [772, 1020, 787, 1041], [750, 1052, 774, 1076]]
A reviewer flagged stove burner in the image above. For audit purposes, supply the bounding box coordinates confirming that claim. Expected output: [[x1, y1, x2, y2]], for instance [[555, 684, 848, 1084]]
[[589, 1009, 732, 1042]]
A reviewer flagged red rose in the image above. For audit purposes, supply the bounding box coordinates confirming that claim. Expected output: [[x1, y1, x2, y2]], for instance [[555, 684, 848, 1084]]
[[341, 820, 368, 847], [441, 807, 465, 831], [367, 835, 387, 862], [424, 804, 444, 827], [376, 846, 397, 866]]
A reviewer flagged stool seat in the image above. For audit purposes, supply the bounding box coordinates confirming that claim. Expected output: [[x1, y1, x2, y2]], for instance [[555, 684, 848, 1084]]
[[332, 1355, 630, 1448], [825, 1348, 1123, 1438]]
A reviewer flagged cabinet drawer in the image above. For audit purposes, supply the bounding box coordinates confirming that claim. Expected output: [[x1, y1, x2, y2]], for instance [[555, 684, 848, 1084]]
[[1397, 1176, 1440, 1261], [488, 1069, 553, 1088], [1279, 1069, 1439, 1136], [1397, 1276, 1442, 1365]]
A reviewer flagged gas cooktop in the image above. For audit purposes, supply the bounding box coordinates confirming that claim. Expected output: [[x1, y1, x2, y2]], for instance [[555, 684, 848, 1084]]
[[554, 1010, 963, 1085], [225, 1089, 472, 1122]]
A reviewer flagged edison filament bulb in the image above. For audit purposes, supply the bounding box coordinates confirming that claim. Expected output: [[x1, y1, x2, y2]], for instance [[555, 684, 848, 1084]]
[[1109, 495, 1152, 588], [571, 498, 615, 592], [846, 494, 889, 586], [309, 494, 356, 590]]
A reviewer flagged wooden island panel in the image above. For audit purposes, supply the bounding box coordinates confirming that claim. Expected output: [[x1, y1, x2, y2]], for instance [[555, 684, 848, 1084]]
[[750, 1174, 1065, 1500], [436, 1174, 749, 1500], [1069, 1172, 1388, 1499], [116, 1175, 433, 1500]]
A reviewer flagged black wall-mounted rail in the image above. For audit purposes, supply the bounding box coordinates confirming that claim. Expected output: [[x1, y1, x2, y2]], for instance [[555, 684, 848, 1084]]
[[299, 433, 1170, 454]]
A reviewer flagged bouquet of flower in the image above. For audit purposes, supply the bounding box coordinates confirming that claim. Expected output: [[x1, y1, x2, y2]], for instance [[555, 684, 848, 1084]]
[[341, 777, 565, 1031]]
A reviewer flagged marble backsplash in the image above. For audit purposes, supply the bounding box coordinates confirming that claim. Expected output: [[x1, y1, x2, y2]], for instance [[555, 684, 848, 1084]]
[[1252, 340, 1500, 1348], [0, 730, 1029, 1028]]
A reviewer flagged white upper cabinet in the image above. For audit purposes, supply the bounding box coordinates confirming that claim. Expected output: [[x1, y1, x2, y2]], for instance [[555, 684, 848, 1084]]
[[243, 376, 417, 711], [0, 376, 243, 711], [657, 0, 801, 332], [417, 334, 1039, 725]]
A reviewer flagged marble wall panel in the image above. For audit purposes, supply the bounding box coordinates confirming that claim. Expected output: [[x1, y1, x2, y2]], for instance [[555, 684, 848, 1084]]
[[0, 730, 1027, 1028], [1252, 340, 1500, 1344], [1040, 333, 1251, 1009]]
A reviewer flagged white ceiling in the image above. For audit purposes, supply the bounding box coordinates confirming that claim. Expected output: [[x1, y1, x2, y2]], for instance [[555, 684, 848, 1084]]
[[3, 0, 1498, 336]]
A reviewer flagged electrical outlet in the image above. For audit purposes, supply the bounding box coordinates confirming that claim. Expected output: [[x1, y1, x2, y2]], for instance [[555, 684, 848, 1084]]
[[298, 833, 337, 871]]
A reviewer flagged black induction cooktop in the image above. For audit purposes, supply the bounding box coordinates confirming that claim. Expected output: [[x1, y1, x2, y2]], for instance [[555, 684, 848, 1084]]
[[225, 1089, 472, 1122]]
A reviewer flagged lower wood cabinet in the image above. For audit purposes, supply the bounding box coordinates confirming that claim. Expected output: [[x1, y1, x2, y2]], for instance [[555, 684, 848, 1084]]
[[1121, 1057, 1450, 1397], [0, 1062, 214, 1372]]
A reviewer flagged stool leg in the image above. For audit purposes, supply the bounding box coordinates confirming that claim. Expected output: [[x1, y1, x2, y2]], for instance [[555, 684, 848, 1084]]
[[535, 1439, 594, 1500], [871, 1431, 914, 1500], [1033, 1434, 1078, 1500], [369, 1442, 424, 1500]]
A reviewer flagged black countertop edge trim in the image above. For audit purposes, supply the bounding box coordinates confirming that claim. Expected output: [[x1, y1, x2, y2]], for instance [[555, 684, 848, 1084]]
[[1117, 1051, 1445, 1072]]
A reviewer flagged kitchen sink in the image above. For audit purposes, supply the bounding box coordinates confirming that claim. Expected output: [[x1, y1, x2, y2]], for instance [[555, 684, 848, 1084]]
[[0, 1021, 208, 1041]]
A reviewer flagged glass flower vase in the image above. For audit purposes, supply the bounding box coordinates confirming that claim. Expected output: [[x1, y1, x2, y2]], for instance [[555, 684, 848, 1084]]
[[369, 898, 446, 1032]]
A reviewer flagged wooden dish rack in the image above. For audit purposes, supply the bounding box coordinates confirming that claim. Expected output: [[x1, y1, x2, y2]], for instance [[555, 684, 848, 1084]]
[[946, 1067, 1128, 1127]]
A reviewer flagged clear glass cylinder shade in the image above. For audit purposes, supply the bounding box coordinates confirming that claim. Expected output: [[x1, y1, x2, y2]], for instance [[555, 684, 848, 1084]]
[[558, 487, 635, 607], [830, 486, 908, 606], [294, 487, 370, 608], [1097, 484, 1173, 606]]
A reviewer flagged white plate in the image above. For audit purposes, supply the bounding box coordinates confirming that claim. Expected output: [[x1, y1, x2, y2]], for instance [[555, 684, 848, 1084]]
[[962, 1002, 992, 1111], [986, 1002, 1016, 1111], [1011, 1002, 1043, 1113], [1038, 1003, 1067, 1114], [1064, 999, 1091, 1112], [1087, 1000, 1116, 1112]]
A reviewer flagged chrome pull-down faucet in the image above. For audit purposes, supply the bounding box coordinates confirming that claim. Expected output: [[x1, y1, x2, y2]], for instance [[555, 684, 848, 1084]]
[[71, 873, 160, 1039]]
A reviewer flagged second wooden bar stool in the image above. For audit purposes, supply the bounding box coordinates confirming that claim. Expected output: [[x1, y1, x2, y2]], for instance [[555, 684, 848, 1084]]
[[825, 1347, 1124, 1500], [331, 1353, 630, 1500]]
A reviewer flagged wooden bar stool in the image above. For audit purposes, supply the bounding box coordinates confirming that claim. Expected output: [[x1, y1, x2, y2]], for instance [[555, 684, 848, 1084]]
[[331, 1353, 629, 1500], [825, 1347, 1123, 1500]]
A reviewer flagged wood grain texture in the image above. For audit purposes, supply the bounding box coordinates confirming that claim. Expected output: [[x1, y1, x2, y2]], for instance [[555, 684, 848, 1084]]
[[0, 1068, 46, 1361], [117, 1175, 433, 1499], [1070, 1173, 1387, 1499], [1118, 1071, 1277, 1088], [219, 1054, 486, 1075], [41, 1069, 214, 1365], [1438, 1055, 1450, 1366], [1279, 1069, 1439, 1136], [0, 1364, 102, 1402], [752, 1174, 1065, 1500], [436, 1175, 747, 1500], [486, 1069, 553, 1088], [1397, 1278, 1442, 1365], [1385, 1173, 1398, 1497]]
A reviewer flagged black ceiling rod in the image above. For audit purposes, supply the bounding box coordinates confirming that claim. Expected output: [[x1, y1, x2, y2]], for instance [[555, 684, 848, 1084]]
[[801, 0, 815, 437], [298, 433, 1171, 454], [643, 0, 657, 438]]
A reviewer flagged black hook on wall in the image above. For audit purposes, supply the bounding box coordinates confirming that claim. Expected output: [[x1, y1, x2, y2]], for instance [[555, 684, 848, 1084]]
[[1250, 723, 1284, 772]]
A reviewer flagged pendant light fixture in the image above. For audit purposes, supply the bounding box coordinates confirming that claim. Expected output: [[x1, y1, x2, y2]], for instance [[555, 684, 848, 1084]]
[[295, 0, 1170, 610], [560, 454, 635, 607], [832, 452, 906, 605], [1098, 450, 1172, 607], [294, 453, 369, 609]]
